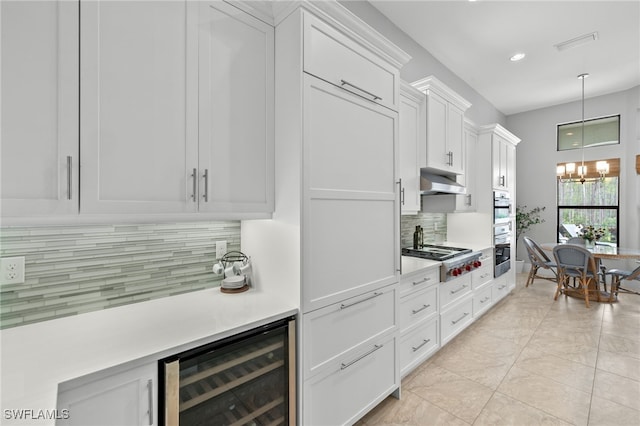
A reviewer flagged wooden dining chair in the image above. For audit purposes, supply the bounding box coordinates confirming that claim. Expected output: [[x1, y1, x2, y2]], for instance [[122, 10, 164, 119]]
[[523, 236, 558, 287], [553, 244, 601, 307]]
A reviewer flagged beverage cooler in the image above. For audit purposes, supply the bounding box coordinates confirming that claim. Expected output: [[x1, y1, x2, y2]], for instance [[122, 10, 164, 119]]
[[159, 317, 296, 426]]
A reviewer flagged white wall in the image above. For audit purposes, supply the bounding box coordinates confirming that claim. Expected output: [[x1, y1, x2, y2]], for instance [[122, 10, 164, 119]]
[[338, 0, 505, 127], [506, 86, 640, 266]]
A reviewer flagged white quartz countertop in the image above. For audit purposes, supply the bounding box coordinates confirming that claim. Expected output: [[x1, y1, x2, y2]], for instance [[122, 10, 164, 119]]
[[0, 287, 298, 424]]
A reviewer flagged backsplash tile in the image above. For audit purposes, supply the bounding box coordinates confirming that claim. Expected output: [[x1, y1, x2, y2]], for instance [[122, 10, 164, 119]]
[[0, 222, 240, 329], [401, 213, 447, 248]]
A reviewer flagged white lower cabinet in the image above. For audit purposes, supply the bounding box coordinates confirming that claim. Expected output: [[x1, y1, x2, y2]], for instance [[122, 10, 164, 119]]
[[473, 283, 493, 318], [57, 362, 156, 426], [398, 266, 440, 377], [303, 333, 397, 426], [399, 317, 438, 377], [493, 274, 510, 302], [440, 294, 473, 345], [439, 274, 472, 310], [303, 285, 397, 378]]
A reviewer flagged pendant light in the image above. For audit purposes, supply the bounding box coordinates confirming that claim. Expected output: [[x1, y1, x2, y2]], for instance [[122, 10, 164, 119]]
[[577, 73, 588, 184]]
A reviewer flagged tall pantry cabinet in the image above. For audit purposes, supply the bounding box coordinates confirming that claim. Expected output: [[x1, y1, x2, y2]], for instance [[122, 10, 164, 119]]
[[242, 2, 411, 424]]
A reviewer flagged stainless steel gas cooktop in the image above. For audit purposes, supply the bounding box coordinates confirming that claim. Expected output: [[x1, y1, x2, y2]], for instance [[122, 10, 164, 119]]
[[401, 244, 471, 261]]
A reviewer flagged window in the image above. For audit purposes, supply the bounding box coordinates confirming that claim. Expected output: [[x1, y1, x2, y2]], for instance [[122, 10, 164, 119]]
[[557, 115, 620, 151], [557, 158, 619, 245]]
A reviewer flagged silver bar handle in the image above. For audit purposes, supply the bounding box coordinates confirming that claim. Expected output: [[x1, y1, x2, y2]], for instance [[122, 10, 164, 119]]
[[466, 194, 472, 206], [498, 284, 507, 290], [450, 284, 468, 295], [147, 379, 153, 425], [412, 304, 431, 315], [340, 292, 382, 310], [412, 339, 431, 352], [480, 296, 490, 303], [397, 180, 402, 274], [191, 168, 197, 202], [341, 344, 383, 370], [451, 312, 469, 325], [66, 156, 72, 200], [413, 277, 432, 286], [340, 79, 382, 101], [202, 169, 209, 202]]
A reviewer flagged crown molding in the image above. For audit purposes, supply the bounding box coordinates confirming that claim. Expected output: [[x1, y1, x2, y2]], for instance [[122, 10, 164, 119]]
[[411, 75, 472, 112]]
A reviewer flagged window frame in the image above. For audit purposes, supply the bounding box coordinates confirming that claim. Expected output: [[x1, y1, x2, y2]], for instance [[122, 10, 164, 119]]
[[556, 114, 620, 152]]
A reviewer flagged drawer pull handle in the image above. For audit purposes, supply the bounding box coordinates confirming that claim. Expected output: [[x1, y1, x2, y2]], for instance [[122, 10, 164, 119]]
[[340, 79, 382, 101], [498, 284, 507, 290], [480, 296, 490, 303], [413, 277, 432, 286], [340, 292, 382, 310], [480, 273, 490, 279], [341, 344, 383, 370], [412, 339, 431, 352], [451, 312, 469, 325], [412, 304, 431, 315], [450, 284, 468, 295]]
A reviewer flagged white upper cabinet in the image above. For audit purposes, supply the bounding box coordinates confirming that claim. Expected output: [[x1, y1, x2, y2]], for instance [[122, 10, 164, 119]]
[[80, 1, 199, 215], [455, 119, 478, 212], [412, 76, 471, 176], [399, 81, 425, 214], [198, 1, 274, 214], [303, 15, 399, 112], [1, 0, 79, 217], [482, 124, 520, 194], [3, 0, 274, 221]]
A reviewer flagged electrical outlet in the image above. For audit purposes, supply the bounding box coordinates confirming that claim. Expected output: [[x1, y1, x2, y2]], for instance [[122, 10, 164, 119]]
[[0, 256, 25, 285], [216, 241, 227, 259]]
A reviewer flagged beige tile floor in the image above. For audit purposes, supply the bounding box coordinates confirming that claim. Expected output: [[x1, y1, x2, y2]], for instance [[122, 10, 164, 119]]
[[358, 273, 640, 426]]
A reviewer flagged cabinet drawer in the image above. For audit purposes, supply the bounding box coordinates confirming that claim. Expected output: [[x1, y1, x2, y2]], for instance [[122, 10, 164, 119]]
[[493, 275, 510, 302], [303, 285, 396, 377], [303, 13, 398, 111], [473, 284, 493, 318], [399, 285, 437, 333], [399, 267, 439, 298], [303, 334, 397, 426], [440, 295, 473, 345], [472, 264, 493, 289], [400, 318, 439, 377], [439, 274, 471, 309]]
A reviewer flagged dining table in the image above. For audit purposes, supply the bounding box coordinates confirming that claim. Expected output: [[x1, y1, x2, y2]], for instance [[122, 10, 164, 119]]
[[540, 242, 640, 303]]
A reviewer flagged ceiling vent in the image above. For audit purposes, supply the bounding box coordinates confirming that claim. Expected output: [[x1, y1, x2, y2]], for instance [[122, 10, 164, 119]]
[[554, 32, 599, 52]]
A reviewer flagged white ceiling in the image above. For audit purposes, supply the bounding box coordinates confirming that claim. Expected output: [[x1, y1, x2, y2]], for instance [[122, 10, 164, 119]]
[[369, 0, 640, 115]]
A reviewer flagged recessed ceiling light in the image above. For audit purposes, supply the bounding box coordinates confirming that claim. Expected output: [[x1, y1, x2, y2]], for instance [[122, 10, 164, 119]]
[[510, 53, 526, 62]]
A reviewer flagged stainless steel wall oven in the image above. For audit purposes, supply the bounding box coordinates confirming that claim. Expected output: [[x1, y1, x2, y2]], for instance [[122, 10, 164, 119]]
[[494, 191, 512, 278], [159, 317, 296, 426]]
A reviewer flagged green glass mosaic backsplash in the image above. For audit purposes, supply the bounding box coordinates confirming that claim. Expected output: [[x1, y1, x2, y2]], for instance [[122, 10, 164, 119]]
[[0, 222, 240, 329]]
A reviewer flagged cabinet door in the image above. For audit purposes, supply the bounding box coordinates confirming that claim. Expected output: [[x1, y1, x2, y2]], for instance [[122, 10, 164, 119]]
[[302, 75, 399, 311], [57, 363, 156, 426], [1, 0, 79, 217], [506, 141, 516, 193], [198, 1, 274, 214], [399, 91, 422, 214], [425, 92, 448, 172], [456, 124, 477, 211], [80, 1, 198, 214], [447, 104, 465, 174], [492, 136, 509, 190]]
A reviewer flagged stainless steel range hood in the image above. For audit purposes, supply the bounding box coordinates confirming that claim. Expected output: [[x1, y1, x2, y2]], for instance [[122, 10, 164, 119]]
[[420, 172, 466, 195]]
